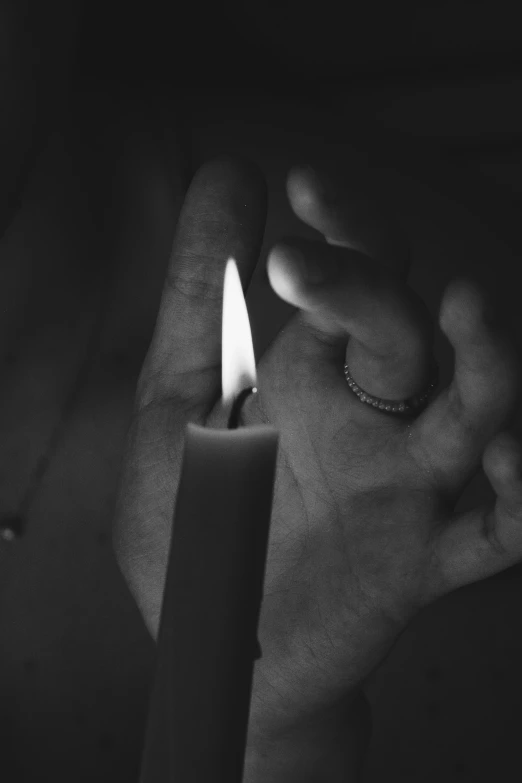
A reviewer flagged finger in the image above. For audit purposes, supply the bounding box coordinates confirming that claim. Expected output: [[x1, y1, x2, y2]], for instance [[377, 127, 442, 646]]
[[426, 431, 522, 601], [285, 163, 410, 278], [267, 236, 435, 403], [409, 278, 522, 491], [136, 156, 267, 412]]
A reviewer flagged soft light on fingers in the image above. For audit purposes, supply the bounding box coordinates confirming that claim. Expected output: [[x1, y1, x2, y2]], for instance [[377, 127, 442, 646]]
[[427, 431, 522, 600], [267, 237, 435, 400], [410, 278, 521, 490], [267, 238, 410, 348], [137, 156, 267, 411], [266, 241, 314, 307], [267, 239, 341, 306], [266, 241, 355, 349]]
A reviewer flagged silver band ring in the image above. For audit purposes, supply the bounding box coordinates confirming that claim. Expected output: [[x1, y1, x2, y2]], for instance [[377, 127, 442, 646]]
[[344, 362, 439, 416]]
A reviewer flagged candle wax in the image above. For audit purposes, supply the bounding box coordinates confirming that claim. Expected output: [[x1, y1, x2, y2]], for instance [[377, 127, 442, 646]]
[[139, 421, 278, 783]]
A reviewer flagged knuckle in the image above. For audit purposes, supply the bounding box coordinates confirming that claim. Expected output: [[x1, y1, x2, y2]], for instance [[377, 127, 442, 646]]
[[166, 250, 224, 303]]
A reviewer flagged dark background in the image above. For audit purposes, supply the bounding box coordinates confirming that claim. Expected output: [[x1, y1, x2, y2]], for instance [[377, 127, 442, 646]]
[[73, 0, 522, 187], [76, 0, 522, 89], [2, 1, 522, 781]]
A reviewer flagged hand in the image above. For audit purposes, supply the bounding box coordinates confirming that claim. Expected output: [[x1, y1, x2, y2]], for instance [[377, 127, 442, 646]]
[[112, 157, 522, 755]]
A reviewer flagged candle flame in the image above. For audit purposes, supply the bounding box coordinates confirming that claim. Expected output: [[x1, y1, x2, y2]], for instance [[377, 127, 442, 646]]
[[222, 257, 257, 404]]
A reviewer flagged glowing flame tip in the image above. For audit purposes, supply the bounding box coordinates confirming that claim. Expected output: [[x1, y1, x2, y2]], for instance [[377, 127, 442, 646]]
[[221, 257, 257, 404]]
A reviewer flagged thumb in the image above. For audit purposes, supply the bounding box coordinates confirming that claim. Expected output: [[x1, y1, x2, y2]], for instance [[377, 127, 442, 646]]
[[136, 156, 267, 413]]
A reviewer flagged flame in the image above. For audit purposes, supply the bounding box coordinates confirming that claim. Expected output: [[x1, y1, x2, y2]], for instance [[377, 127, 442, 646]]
[[221, 257, 257, 404]]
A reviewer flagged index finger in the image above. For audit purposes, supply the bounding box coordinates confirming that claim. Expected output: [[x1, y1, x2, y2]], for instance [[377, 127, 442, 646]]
[[137, 156, 267, 412]]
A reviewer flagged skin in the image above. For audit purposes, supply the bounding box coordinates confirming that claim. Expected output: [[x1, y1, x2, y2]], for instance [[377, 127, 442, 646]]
[[112, 156, 522, 773], [0, 4, 516, 779]]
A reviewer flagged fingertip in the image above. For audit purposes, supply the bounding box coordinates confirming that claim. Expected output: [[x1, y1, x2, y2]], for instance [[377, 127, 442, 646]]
[[286, 164, 337, 218], [266, 242, 306, 306], [438, 277, 485, 339], [191, 155, 267, 203], [286, 165, 316, 218]]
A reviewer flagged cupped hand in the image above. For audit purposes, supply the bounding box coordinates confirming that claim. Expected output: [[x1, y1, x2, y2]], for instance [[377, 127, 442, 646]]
[[113, 157, 522, 746]]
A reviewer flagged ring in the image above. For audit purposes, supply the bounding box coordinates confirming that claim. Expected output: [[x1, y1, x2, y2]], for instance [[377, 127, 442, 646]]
[[343, 361, 439, 416]]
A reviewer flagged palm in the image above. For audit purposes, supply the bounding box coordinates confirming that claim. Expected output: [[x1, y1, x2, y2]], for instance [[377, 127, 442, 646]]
[[116, 332, 437, 731], [114, 156, 522, 742], [229, 314, 446, 730]]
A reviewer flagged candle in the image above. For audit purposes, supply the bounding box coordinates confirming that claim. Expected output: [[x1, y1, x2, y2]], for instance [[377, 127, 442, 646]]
[[139, 258, 279, 782]]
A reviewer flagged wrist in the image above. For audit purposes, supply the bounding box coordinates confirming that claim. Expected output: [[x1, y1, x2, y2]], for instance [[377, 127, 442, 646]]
[[243, 690, 372, 783]]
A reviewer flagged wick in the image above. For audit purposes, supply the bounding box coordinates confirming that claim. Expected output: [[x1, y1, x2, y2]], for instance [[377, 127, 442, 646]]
[[227, 387, 257, 430]]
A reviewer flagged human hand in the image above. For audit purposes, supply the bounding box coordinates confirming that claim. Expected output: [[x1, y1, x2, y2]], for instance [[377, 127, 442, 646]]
[[112, 156, 522, 758]]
